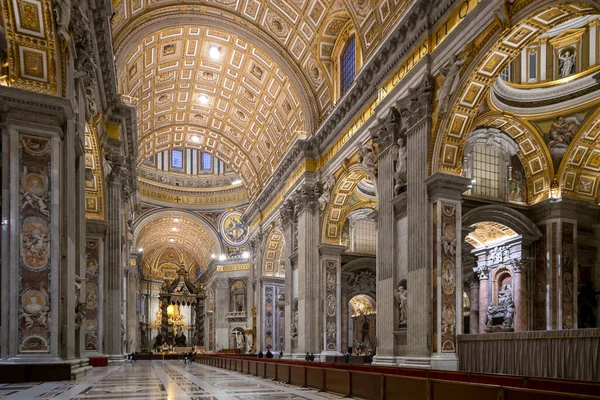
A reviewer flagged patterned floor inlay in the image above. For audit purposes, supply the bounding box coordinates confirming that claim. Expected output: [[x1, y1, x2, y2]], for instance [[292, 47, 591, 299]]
[[0, 361, 348, 400]]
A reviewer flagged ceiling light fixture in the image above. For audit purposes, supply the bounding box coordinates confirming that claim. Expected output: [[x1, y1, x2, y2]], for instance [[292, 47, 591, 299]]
[[173, 218, 180, 222], [169, 238, 175, 243], [231, 179, 242, 185], [190, 135, 200, 143], [211, 254, 216, 259], [218, 254, 227, 261], [171, 227, 178, 232], [242, 251, 250, 259], [198, 94, 209, 104], [209, 45, 221, 60], [138, 248, 143, 252]]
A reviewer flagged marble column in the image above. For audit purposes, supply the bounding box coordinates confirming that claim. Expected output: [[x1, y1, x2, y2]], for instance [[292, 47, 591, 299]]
[[426, 173, 470, 371], [512, 264, 527, 332], [249, 232, 264, 352], [319, 244, 345, 356], [402, 77, 436, 367], [370, 106, 401, 366], [214, 278, 230, 350], [469, 280, 479, 334], [293, 183, 321, 356], [537, 219, 577, 330], [104, 153, 127, 362], [280, 200, 295, 356], [476, 266, 490, 333]]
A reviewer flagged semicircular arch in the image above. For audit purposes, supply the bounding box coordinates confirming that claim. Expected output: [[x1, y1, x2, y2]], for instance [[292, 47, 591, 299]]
[[462, 204, 542, 242], [557, 107, 600, 202], [322, 163, 376, 245], [433, 2, 600, 196]]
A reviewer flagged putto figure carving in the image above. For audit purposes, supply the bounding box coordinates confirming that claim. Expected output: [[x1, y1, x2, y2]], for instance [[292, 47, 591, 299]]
[[358, 144, 376, 177]]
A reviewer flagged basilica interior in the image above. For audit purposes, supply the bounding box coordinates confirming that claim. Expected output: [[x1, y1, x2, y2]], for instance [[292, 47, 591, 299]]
[[1, 0, 600, 398]]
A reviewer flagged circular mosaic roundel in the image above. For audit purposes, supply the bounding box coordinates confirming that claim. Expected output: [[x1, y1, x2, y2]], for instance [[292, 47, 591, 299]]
[[219, 211, 248, 247]]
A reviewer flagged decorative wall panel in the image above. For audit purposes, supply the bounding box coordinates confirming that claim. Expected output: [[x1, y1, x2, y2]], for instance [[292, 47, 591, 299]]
[[85, 239, 100, 351], [440, 203, 457, 353], [264, 285, 274, 350], [325, 259, 338, 351], [562, 222, 575, 329], [1, 0, 58, 94], [534, 224, 547, 330], [19, 134, 51, 353]]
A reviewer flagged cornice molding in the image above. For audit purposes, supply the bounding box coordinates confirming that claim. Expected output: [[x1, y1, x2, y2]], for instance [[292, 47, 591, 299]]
[[243, 0, 454, 223]]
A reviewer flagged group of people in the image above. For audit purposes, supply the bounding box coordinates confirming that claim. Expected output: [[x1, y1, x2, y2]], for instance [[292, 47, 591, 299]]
[[257, 350, 283, 359], [183, 351, 196, 364], [305, 352, 316, 361]]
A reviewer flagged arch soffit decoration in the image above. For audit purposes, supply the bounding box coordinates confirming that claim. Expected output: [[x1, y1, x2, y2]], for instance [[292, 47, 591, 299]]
[[558, 106, 600, 202], [262, 226, 286, 277], [84, 126, 105, 219], [462, 204, 543, 243], [471, 112, 553, 204], [322, 162, 376, 245], [433, 2, 599, 195], [134, 209, 224, 270], [111, 0, 410, 97], [117, 25, 310, 198]]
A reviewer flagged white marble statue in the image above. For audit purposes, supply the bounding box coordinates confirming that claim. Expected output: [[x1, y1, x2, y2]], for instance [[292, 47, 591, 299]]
[[436, 54, 466, 115], [558, 49, 576, 78], [394, 284, 407, 326], [318, 174, 336, 210], [394, 137, 407, 195], [358, 145, 376, 177]]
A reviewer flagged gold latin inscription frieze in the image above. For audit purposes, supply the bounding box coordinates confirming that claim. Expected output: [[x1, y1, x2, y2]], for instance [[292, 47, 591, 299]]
[[216, 264, 250, 272]]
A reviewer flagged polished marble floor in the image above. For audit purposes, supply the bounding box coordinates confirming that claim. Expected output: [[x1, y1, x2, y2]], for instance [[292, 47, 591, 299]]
[[0, 361, 345, 400]]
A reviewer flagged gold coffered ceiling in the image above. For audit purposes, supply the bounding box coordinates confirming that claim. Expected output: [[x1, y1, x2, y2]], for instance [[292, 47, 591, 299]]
[[112, 0, 413, 197], [135, 214, 220, 270], [119, 26, 308, 196]]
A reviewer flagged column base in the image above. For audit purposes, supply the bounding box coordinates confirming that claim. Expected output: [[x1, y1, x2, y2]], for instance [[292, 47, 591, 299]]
[[430, 354, 459, 371], [70, 358, 92, 380], [107, 354, 127, 364], [400, 356, 432, 369], [371, 355, 397, 366]]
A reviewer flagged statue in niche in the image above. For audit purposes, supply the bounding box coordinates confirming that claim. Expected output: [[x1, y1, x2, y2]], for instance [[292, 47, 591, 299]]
[[235, 293, 244, 312], [394, 137, 407, 196], [558, 48, 576, 78], [508, 165, 526, 203], [394, 280, 408, 327], [358, 144, 376, 177], [291, 298, 299, 338], [498, 284, 513, 306], [436, 53, 466, 115], [502, 298, 515, 329], [318, 174, 336, 210], [103, 154, 113, 179], [485, 304, 497, 329], [235, 331, 245, 349]]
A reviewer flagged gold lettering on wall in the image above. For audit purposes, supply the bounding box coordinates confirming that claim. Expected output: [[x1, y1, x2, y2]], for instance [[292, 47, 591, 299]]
[[216, 264, 250, 272]]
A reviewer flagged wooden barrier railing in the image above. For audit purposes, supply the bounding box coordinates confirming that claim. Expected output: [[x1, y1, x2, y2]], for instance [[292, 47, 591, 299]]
[[194, 355, 600, 400]]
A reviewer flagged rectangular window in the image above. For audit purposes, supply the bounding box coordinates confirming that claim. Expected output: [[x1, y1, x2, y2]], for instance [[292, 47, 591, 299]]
[[528, 49, 537, 82], [341, 36, 356, 96], [171, 149, 183, 169], [201, 152, 212, 170], [472, 145, 500, 199], [500, 65, 510, 82]]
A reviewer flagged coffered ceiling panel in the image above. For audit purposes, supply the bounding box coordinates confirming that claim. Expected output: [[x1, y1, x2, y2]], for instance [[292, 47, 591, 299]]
[[135, 214, 219, 269], [120, 26, 308, 196]]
